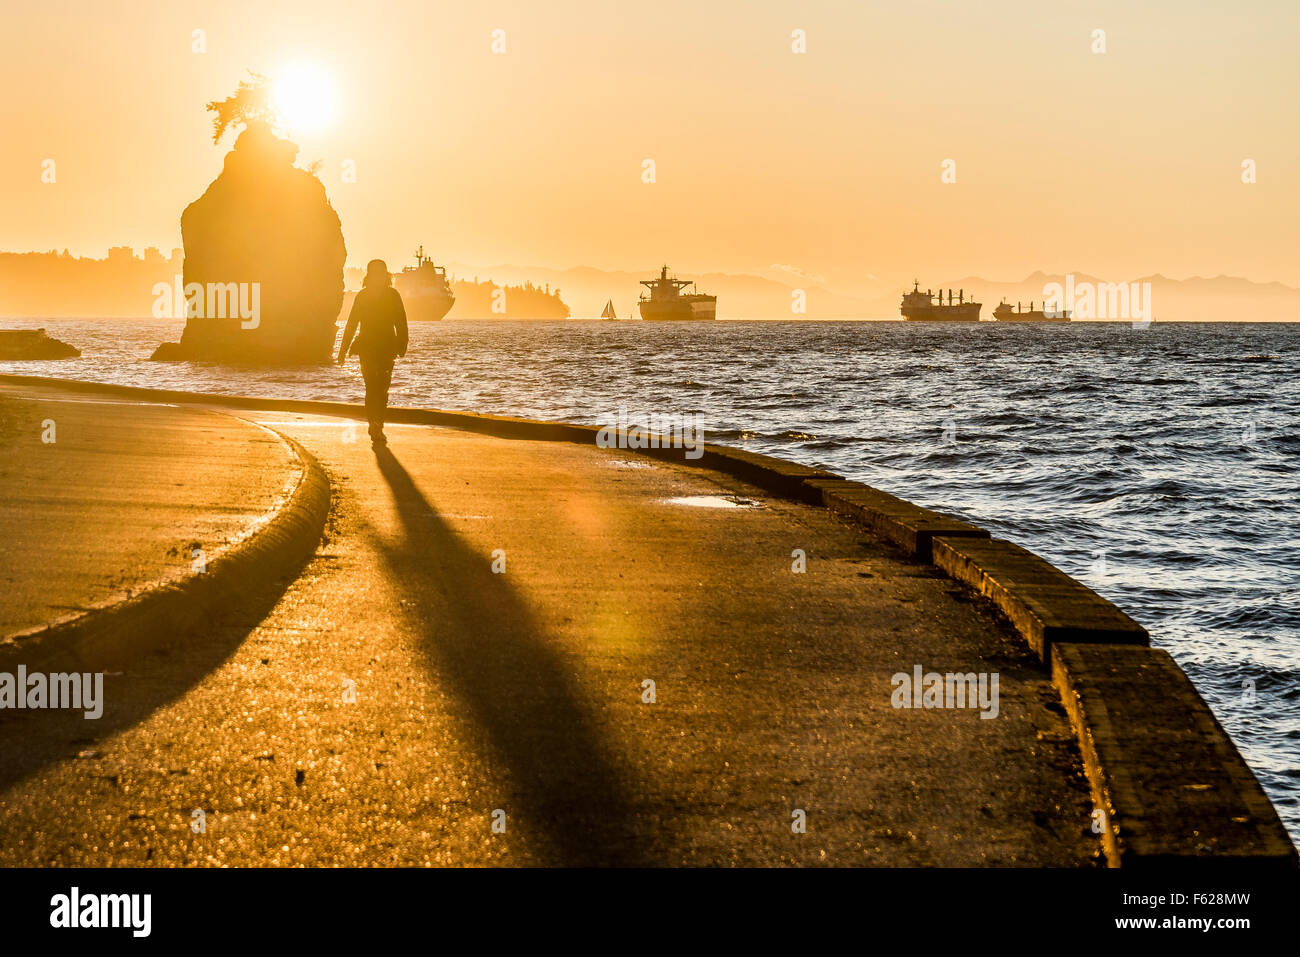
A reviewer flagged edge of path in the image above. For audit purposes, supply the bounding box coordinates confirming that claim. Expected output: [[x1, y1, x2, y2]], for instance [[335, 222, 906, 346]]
[[0, 390, 330, 678], [0, 372, 1293, 868]]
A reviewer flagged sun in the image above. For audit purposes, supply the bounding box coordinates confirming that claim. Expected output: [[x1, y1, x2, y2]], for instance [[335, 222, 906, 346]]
[[272, 63, 337, 134]]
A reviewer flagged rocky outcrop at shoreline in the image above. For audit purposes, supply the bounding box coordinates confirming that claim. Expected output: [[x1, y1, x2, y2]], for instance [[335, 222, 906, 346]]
[[0, 329, 80, 360], [151, 121, 345, 364]]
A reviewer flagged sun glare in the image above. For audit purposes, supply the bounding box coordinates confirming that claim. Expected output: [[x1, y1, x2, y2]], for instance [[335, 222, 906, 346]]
[[273, 63, 337, 133]]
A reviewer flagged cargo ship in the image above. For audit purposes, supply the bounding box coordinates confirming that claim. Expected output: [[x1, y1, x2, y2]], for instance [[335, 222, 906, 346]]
[[992, 300, 1071, 322], [638, 265, 717, 321], [393, 246, 455, 321], [900, 281, 981, 321]]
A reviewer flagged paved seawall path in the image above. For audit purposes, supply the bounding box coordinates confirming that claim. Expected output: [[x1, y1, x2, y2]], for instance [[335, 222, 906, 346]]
[[0, 383, 1104, 865], [0, 386, 300, 641]]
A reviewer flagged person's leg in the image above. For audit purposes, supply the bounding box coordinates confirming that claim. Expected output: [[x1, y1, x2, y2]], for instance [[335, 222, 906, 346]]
[[361, 357, 394, 444], [375, 359, 393, 439], [360, 358, 382, 442]]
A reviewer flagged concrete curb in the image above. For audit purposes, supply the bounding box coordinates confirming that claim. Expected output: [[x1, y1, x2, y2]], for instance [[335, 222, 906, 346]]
[[0, 419, 330, 675], [3, 373, 1294, 865], [931, 536, 1149, 662], [806, 478, 990, 561], [1053, 643, 1297, 867]]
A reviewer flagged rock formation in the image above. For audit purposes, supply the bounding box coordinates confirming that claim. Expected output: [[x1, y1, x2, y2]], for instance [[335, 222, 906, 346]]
[[151, 122, 345, 363], [0, 329, 80, 360]]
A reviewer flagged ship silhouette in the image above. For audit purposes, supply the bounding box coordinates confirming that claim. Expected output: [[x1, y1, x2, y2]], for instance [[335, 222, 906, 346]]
[[638, 265, 717, 321], [340, 264, 569, 320], [992, 299, 1071, 322], [900, 281, 981, 321], [394, 246, 455, 322]]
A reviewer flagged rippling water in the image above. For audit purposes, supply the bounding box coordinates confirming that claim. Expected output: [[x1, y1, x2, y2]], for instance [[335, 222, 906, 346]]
[[4, 317, 1298, 843]]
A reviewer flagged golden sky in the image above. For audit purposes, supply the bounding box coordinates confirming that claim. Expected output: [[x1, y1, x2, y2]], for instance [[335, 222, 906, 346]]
[[2, 0, 1297, 295]]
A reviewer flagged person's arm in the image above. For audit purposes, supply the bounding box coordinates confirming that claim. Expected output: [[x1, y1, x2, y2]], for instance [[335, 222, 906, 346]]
[[393, 290, 409, 358], [337, 296, 361, 364]]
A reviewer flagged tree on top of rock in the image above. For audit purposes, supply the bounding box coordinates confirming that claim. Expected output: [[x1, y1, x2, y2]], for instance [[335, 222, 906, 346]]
[[206, 72, 279, 144], [204, 72, 322, 174]]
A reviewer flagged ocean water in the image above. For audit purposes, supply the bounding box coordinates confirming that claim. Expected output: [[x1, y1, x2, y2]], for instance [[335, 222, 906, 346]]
[[4, 317, 1298, 844]]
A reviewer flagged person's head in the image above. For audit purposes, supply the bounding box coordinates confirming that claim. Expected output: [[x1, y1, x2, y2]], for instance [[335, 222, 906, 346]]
[[364, 259, 391, 288]]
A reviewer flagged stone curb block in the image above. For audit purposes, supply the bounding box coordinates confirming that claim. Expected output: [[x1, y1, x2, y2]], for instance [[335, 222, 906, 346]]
[[0, 431, 330, 674], [931, 535, 1148, 662], [1053, 643, 1297, 868], [689, 447, 840, 501], [805, 478, 990, 560]]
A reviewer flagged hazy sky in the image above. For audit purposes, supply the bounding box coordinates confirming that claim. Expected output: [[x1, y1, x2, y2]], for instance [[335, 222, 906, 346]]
[[2, 0, 1297, 294]]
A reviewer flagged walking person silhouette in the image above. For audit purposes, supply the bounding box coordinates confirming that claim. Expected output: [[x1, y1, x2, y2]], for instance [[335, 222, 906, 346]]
[[338, 259, 408, 447]]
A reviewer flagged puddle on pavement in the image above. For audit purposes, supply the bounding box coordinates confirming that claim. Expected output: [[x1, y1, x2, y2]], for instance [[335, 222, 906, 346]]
[[662, 495, 765, 509]]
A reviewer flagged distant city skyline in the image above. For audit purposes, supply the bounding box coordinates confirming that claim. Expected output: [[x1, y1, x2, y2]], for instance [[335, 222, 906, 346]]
[[15, 242, 1300, 288], [2, 0, 1297, 298]]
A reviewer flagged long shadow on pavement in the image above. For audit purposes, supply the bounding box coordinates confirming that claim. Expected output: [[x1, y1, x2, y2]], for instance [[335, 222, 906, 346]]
[[370, 445, 651, 866], [0, 550, 316, 796]]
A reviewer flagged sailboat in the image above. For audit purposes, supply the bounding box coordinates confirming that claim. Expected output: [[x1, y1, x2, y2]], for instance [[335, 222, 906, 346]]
[[600, 299, 618, 321]]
